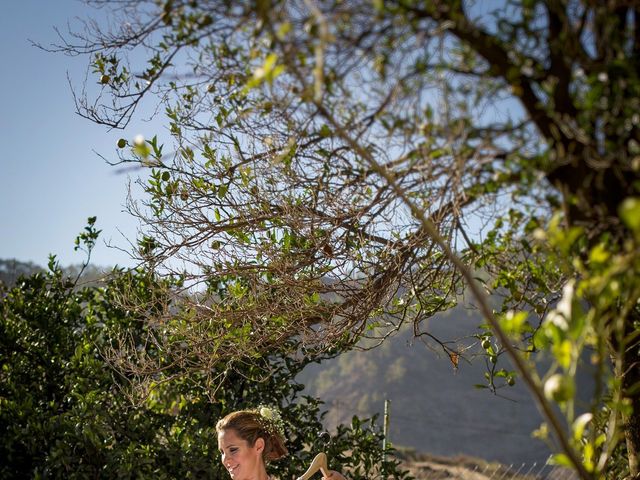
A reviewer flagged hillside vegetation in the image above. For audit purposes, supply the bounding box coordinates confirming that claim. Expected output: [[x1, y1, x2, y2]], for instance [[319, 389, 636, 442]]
[[298, 305, 592, 467]]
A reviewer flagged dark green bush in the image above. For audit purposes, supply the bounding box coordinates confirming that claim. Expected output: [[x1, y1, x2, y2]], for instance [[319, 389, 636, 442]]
[[0, 259, 410, 479]]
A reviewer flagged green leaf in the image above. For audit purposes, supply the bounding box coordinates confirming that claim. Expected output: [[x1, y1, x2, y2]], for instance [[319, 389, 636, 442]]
[[276, 22, 291, 40], [552, 339, 573, 370], [619, 197, 640, 232], [263, 53, 277, 73], [499, 310, 528, 336], [133, 142, 151, 159], [573, 413, 592, 441], [548, 453, 573, 468], [588, 242, 609, 265], [319, 124, 332, 138]]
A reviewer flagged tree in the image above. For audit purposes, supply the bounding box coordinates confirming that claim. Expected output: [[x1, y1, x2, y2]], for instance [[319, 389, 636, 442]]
[[0, 235, 410, 479], [0, 256, 220, 478], [51, 1, 640, 477], [0, 259, 43, 287]]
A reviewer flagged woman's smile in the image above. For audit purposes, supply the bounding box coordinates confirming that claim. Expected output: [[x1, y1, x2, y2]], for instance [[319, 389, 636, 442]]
[[218, 428, 264, 480]]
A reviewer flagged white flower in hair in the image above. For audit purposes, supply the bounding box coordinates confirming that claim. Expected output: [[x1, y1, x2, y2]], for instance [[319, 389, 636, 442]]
[[260, 406, 275, 420], [257, 405, 285, 436]]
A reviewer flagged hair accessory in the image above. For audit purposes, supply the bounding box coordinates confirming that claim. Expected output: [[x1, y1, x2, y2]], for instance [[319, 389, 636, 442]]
[[257, 405, 285, 437]]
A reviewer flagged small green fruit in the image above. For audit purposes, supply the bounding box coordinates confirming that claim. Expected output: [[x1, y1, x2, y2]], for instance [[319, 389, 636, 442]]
[[117, 138, 127, 148], [481, 339, 491, 350], [544, 374, 575, 402], [100, 74, 110, 84]]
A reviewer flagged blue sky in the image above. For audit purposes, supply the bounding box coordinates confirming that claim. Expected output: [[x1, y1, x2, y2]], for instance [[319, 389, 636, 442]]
[[0, 1, 154, 268], [0, 1, 509, 271]]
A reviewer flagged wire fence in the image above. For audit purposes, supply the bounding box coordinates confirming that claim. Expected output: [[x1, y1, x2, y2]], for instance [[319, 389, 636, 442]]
[[315, 398, 581, 480], [405, 456, 579, 480]]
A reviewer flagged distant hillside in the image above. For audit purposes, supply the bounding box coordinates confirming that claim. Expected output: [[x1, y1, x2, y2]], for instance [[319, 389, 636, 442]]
[[0, 258, 43, 286], [0, 258, 111, 288], [297, 305, 594, 467]]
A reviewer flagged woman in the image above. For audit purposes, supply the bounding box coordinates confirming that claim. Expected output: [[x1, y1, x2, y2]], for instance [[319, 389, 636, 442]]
[[216, 407, 347, 480]]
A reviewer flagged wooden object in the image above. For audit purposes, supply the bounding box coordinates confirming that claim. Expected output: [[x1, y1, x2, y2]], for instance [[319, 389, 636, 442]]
[[296, 452, 329, 480]]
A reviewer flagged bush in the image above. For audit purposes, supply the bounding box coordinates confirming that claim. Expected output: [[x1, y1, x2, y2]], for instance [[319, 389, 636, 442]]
[[0, 259, 410, 479]]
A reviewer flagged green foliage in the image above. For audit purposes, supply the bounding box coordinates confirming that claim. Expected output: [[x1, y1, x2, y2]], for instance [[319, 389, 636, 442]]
[[0, 262, 215, 478], [56, 1, 640, 477], [0, 232, 409, 479], [0, 258, 43, 287], [470, 206, 640, 477]]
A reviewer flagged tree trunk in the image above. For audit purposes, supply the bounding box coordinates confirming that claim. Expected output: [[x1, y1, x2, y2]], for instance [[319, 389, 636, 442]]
[[621, 311, 640, 479], [550, 162, 640, 477], [623, 391, 640, 479]]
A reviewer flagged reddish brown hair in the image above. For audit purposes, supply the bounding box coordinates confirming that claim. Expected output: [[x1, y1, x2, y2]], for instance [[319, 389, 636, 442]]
[[216, 410, 288, 462]]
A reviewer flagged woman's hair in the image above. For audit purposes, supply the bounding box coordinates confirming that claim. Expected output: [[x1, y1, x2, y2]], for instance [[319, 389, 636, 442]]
[[216, 409, 288, 462]]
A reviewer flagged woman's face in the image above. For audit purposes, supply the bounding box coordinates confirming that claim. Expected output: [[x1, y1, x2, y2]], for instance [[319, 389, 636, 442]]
[[218, 428, 265, 480]]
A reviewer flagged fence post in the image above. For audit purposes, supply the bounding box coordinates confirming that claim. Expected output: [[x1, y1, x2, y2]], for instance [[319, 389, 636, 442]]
[[382, 399, 390, 478]]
